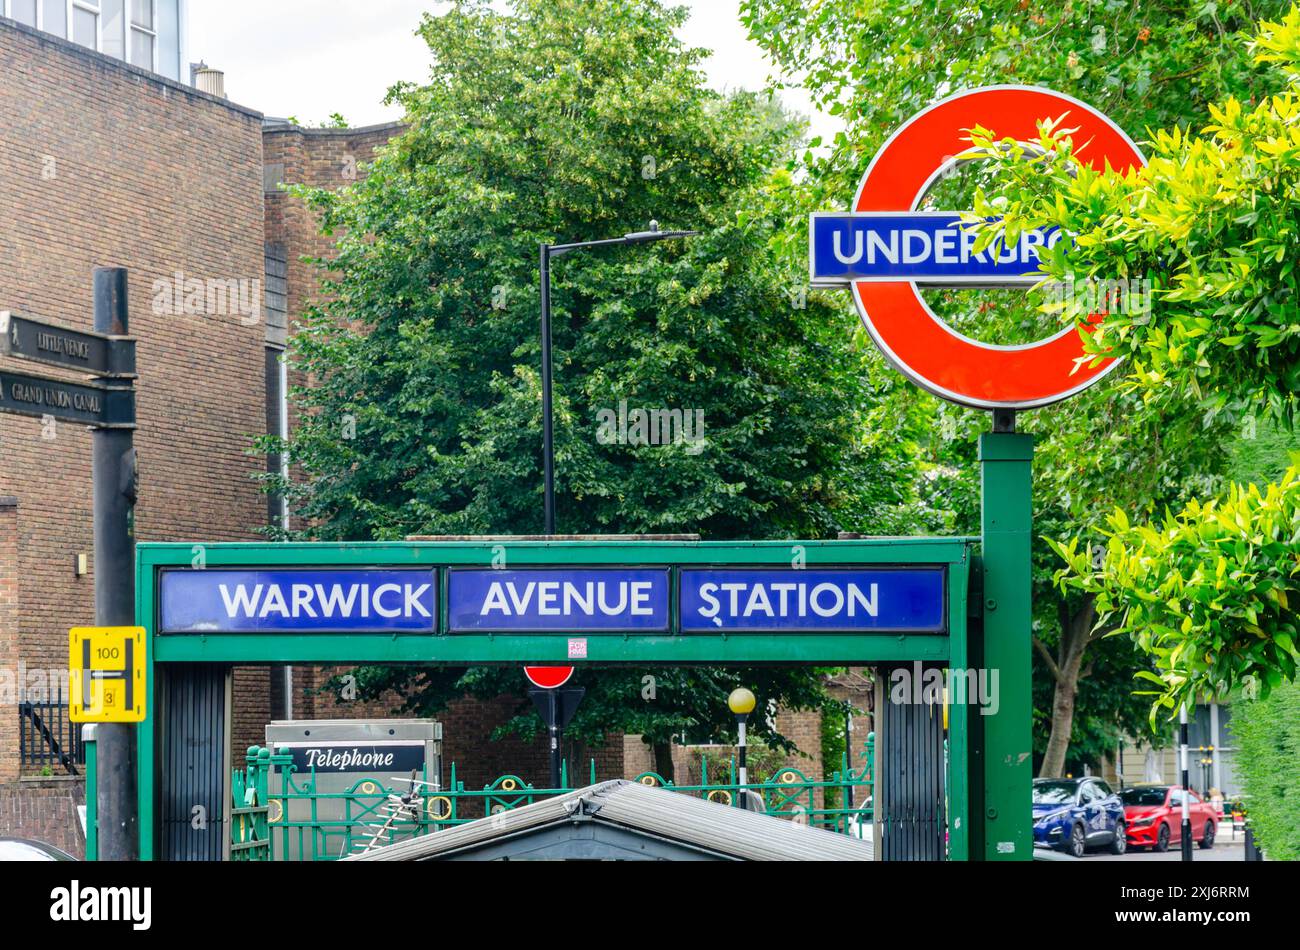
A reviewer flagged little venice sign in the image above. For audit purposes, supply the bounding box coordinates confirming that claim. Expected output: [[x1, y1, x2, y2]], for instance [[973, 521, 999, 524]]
[[156, 565, 947, 636]]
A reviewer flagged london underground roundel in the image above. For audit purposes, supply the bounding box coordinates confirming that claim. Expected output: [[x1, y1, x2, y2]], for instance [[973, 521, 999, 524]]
[[809, 86, 1145, 409]]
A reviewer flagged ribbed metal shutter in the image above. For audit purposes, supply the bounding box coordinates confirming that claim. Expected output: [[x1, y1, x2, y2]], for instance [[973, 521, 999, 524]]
[[877, 669, 947, 860], [160, 665, 227, 860]]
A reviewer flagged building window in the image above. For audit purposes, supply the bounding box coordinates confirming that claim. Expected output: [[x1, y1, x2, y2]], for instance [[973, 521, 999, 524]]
[[8, 0, 39, 27], [69, 0, 100, 50], [128, 0, 153, 69]]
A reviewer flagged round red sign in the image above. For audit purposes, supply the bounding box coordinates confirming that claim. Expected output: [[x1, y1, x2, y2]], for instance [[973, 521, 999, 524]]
[[524, 666, 574, 689], [847, 86, 1145, 409]]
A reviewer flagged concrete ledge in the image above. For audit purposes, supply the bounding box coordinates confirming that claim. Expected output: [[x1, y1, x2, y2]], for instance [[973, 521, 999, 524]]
[[17, 775, 84, 786]]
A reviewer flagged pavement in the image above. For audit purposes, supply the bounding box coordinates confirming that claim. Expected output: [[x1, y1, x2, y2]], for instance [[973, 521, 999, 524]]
[[1074, 836, 1248, 862]]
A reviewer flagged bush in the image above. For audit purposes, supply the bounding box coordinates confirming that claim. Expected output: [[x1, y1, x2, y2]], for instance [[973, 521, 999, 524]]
[[1232, 682, 1300, 859]]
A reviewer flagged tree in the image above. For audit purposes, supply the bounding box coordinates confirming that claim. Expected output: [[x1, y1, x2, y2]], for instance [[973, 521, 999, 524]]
[[741, 0, 1277, 774], [265, 0, 921, 776], [962, 7, 1300, 716]]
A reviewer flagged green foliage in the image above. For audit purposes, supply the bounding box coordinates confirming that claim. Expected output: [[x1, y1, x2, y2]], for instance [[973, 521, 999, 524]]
[[268, 0, 917, 751], [1232, 681, 1300, 859], [819, 700, 850, 807], [331, 664, 831, 755], [740, 0, 1275, 765], [1032, 633, 1169, 771], [1231, 417, 1300, 484], [1050, 466, 1300, 716], [742, 0, 1286, 231], [269, 0, 916, 543], [953, 7, 1300, 712], [964, 40, 1300, 420]]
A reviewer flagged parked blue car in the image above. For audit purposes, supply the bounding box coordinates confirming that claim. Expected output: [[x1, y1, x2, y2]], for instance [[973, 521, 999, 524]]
[[1032, 777, 1127, 857]]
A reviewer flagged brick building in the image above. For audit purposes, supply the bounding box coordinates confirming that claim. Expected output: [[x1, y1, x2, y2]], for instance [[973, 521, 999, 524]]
[[0, 12, 864, 856]]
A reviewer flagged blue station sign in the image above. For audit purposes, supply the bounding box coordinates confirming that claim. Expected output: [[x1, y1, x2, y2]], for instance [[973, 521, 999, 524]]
[[447, 569, 671, 633], [679, 568, 946, 633], [156, 566, 945, 636], [158, 569, 437, 633], [447, 571, 670, 631], [809, 212, 1063, 286]]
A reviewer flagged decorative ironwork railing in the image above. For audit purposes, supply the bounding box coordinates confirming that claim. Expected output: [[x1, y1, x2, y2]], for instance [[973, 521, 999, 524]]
[[230, 746, 272, 861], [18, 685, 83, 775], [234, 738, 875, 861]]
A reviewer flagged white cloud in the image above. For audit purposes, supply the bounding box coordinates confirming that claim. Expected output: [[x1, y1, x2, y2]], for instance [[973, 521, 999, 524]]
[[187, 0, 840, 142]]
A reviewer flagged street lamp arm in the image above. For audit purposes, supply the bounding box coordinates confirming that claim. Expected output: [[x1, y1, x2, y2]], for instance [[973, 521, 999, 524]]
[[547, 230, 698, 257], [538, 224, 698, 534], [547, 237, 631, 257]]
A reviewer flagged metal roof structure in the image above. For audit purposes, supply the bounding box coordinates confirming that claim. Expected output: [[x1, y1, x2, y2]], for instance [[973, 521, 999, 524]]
[[344, 780, 875, 862]]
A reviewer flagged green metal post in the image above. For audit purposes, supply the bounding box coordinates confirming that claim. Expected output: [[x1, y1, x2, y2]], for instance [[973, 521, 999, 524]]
[[83, 724, 98, 861], [977, 431, 1034, 860]]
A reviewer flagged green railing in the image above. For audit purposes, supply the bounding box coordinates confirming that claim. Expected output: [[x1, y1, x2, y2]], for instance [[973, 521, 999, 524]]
[[237, 737, 875, 860], [230, 746, 273, 860]]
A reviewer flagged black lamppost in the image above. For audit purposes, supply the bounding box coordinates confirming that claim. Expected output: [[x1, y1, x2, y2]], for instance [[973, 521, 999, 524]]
[[1180, 703, 1193, 861], [538, 221, 696, 534], [729, 687, 756, 808]]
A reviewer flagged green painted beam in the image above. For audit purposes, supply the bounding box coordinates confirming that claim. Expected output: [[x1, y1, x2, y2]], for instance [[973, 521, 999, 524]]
[[139, 537, 974, 567], [150, 632, 956, 665]]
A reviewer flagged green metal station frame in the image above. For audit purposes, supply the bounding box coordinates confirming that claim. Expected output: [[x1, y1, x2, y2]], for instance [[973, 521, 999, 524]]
[[125, 432, 1032, 862]]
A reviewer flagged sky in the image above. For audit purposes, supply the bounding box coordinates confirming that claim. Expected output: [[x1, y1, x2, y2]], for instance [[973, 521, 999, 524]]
[[187, 0, 833, 139]]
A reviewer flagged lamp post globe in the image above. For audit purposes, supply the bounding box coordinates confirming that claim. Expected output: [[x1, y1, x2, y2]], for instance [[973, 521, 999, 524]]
[[728, 687, 756, 717]]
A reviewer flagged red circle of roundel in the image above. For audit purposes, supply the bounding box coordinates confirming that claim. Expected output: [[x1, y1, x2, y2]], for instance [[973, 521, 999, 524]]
[[852, 86, 1145, 409], [524, 666, 574, 689]]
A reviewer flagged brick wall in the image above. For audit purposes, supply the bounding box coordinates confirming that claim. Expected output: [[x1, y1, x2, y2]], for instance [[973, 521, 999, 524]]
[[263, 121, 402, 350], [0, 777, 85, 857], [0, 20, 267, 788]]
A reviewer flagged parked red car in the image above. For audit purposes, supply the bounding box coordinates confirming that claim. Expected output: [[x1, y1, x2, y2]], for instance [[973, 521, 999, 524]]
[[1121, 784, 1218, 852]]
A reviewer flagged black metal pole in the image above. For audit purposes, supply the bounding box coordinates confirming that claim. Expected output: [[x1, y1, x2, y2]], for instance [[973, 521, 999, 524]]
[[539, 244, 555, 535], [548, 688, 561, 789], [1180, 704, 1193, 862], [845, 700, 855, 810], [92, 266, 137, 860], [736, 713, 748, 808]]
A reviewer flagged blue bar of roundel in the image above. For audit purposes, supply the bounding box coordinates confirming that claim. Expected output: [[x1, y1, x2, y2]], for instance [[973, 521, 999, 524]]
[[679, 569, 945, 633], [159, 569, 438, 633], [448, 569, 670, 632], [811, 212, 1059, 283]]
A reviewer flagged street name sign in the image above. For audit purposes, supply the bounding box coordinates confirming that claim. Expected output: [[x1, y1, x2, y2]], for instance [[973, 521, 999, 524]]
[[69, 626, 146, 723], [809, 85, 1145, 409], [0, 368, 135, 426], [0, 311, 135, 376]]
